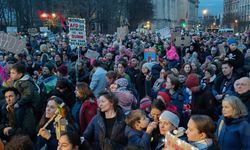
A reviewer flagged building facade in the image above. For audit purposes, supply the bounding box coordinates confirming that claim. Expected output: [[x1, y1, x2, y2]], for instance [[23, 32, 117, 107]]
[[151, 0, 199, 30]]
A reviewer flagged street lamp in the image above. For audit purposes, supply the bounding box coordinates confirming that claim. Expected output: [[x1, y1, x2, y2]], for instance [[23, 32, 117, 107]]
[[202, 9, 208, 31]]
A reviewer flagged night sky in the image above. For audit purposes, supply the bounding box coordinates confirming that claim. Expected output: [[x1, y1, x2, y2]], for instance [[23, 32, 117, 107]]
[[198, 0, 224, 17]]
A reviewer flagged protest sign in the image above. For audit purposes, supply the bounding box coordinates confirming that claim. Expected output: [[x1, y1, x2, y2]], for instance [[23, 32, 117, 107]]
[[6, 27, 17, 33], [68, 18, 86, 46], [157, 27, 171, 39], [85, 49, 100, 59], [39, 27, 49, 32], [117, 26, 129, 41], [175, 36, 191, 47], [0, 31, 25, 54], [28, 28, 38, 36], [165, 132, 198, 150], [144, 48, 157, 61]]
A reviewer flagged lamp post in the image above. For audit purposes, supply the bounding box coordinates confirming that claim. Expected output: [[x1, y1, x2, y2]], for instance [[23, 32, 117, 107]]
[[202, 9, 208, 31], [234, 19, 238, 32]]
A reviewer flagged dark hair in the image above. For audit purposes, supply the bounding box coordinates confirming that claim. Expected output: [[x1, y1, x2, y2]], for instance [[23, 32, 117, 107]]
[[190, 115, 219, 149], [118, 61, 128, 68], [76, 82, 94, 101], [99, 90, 119, 111], [2, 87, 20, 97], [106, 71, 117, 80], [5, 135, 35, 150], [11, 62, 26, 74], [221, 60, 233, 68], [167, 74, 180, 91], [93, 59, 101, 67], [151, 99, 166, 112], [60, 131, 81, 148], [125, 109, 146, 128]]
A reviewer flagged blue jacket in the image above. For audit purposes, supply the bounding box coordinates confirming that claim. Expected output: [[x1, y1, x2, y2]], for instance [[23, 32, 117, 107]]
[[83, 107, 127, 150], [216, 116, 250, 150], [90, 67, 107, 97], [125, 126, 151, 150]]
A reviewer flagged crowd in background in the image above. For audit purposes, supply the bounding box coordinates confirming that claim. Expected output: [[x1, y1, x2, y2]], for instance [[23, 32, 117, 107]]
[[0, 29, 250, 150]]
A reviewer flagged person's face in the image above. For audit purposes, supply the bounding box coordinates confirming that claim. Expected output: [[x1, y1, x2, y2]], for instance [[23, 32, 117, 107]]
[[98, 95, 114, 112], [184, 64, 191, 74], [205, 71, 211, 79], [55, 55, 62, 62], [130, 58, 138, 67], [57, 135, 76, 150], [106, 76, 113, 85], [77, 63, 83, 71], [5, 91, 18, 106], [222, 101, 234, 118], [45, 100, 58, 118], [118, 64, 125, 74], [159, 120, 175, 135], [138, 115, 149, 129], [160, 69, 166, 79], [150, 108, 162, 122], [222, 64, 233, 76], [75, 87, 82, 98], [165, 77, 173, 90], [178, 75, 186, 84], [234, 78, 250, 94], [229, 43, 237, 51], [141, 67, 149, 75], [42, 67, 51, 75], [191, 63, 197, 71], [10, 69, 23, 81], [186, 119, 205, 142]]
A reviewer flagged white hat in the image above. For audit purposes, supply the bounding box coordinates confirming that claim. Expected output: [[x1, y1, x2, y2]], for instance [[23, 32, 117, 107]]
[[159, 110, 180, 128]]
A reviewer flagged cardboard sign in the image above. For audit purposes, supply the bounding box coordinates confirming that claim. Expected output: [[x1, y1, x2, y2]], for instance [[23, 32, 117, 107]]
[[85, 49, 100, 59], [175, 36, 191, 47], [144, 48, 157, 61], [117, 26, 129, 41], [157, 27, 171, 39], [165, 132, 198, 150], [0, 31, 25, 54], [68, 18, 87, 46], [6, 27, 17, 33]]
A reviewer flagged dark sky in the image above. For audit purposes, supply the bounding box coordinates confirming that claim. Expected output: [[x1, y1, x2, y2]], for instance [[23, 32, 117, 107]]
[[198, 0, 223, 17]]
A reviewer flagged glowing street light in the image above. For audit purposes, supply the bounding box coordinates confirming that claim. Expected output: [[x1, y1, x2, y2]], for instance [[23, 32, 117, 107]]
[[235, 19, 238, 23], [41, 13, 48, 18], [202, 9, 208, 16], [51, 13, 57, 18]]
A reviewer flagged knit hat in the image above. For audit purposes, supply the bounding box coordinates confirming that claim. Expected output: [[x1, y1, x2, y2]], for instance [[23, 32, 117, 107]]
[[159, 110, 180, 128], [206, 55, 213, 62], [185, 73, 200, 89], [157, 91, 170, 104], [227, 39, 238, 45], [140, 97, 152, 109], [114, 78, 129, 88], [142, 62, 155, 72], [57, 65, 68, 76], [44, 62, 54, 72]]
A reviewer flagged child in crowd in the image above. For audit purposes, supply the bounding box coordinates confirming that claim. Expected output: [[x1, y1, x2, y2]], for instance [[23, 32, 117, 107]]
[[125, 109, 158, 150]]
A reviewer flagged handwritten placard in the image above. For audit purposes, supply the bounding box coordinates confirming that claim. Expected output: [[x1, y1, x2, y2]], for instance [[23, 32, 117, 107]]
[[68, 18, 86, 46], [0, 31, 25, 54]]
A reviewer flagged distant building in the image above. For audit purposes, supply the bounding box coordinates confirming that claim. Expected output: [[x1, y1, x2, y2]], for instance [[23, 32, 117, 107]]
[[151, 0, 199, 30], [223, 0, 250, 31]]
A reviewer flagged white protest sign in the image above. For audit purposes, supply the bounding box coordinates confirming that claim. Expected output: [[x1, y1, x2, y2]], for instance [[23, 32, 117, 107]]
[[28, 28, 38, 36], [175, 36, 191, 47], [157, 27, 171, 39], [0, 31, 25, 54], [68, 18, 86, 46], [6, 27, 17, 33], [165, 132, 198, 150], [39, 27, 49, 32], [85, 49, 100, 59], [117, 26, 129, 41]]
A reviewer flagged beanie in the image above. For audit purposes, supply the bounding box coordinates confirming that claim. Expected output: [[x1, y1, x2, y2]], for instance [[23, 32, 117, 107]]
[[159, 110, 180, 128], [227, 39, 238, 45], [157, 91, 170, 104], [44, 62, 54, 72], [114, 78, 129, 88], [142, 62, 155, 72], [57, 65, 68, 76], [185, 73, 200, 89], [140, 97, 152, 109]]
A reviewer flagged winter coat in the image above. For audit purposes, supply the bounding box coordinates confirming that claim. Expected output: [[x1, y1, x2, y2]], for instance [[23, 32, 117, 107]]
[[226, 49, 244, 70], [79, 98, 98, 133], [237, 90, 250, 122], [83, 107, 127, 150], [216, 116, 250, 150], [166, 46, 180, 61], [0, 104, 36, 140], [125, 126, 151, 150], [90, 67, 107, 97]]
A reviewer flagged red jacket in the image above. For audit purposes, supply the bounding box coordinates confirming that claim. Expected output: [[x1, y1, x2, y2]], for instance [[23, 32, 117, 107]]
[[79, 98, 98, 133]]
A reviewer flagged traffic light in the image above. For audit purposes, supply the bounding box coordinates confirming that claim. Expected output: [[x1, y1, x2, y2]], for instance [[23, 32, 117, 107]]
[[181, 22, 187, 28]]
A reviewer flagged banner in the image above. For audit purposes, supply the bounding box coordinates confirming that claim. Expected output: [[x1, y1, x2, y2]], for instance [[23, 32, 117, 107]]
[[157, 27, 171, 39], [6, 27, 17, 33], [117, 26, 129, 41], [85, 49, 100, 59], [0, 32, 25, 54], [144, 48, 157, 61], [165, 132, 198, 150], [68, 18, 86, 46], [175, 36, 191, 47]]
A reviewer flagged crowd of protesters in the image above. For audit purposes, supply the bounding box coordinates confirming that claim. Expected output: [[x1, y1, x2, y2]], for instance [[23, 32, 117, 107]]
[[0, 29, 250, 150]]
